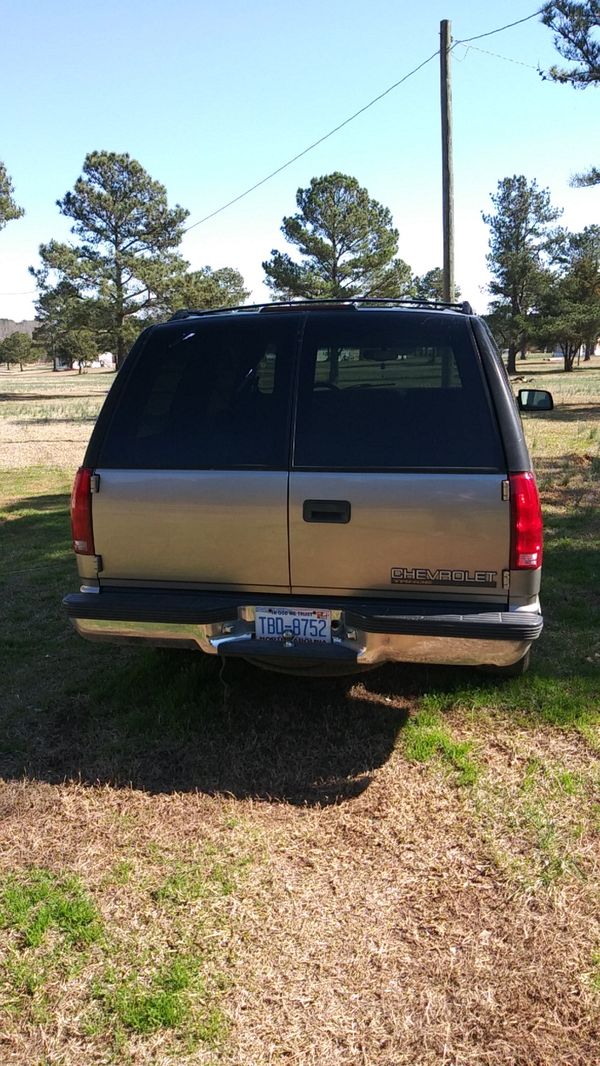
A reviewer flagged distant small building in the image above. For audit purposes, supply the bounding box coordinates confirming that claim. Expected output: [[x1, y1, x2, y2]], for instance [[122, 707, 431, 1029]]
[[70, 353, 115, 370]]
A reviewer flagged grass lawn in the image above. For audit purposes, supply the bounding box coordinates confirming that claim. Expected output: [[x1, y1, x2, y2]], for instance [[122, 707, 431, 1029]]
[[0, 360, 599, 1065]]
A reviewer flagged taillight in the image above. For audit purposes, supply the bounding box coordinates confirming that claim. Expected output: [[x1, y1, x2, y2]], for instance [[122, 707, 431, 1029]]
[[510, 472, 542, 569], [71, 467, 95, 555]]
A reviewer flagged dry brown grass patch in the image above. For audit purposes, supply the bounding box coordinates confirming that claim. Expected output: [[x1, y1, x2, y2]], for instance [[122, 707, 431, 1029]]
[[228, 754, 600, 1066]]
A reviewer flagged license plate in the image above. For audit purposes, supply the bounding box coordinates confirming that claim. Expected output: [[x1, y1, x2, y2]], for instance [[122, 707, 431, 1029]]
[[255, 607, 331, 644]]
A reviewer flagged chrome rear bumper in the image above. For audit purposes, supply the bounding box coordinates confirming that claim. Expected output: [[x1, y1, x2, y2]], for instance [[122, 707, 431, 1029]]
[[64, 590, 542, 668]]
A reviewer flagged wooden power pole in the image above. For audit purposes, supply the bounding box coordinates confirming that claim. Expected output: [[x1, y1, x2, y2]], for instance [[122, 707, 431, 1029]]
[[440, 19, 455, 303]]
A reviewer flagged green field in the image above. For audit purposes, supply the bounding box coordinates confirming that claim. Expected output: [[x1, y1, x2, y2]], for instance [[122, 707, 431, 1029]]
[[0, 360, 599, 1065]]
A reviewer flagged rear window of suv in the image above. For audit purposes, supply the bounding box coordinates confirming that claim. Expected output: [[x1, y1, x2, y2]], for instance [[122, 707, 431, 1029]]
[[293, 312, 505, 471], [95, 309, 505, 473], [97, 316, 297, 469]]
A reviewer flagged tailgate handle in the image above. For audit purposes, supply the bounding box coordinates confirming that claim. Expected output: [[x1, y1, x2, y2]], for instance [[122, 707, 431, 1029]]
[[303, 499, 351, 524]]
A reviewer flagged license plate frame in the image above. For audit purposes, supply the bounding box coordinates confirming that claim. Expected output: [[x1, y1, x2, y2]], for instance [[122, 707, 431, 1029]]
[[254, 606, 332, 644]]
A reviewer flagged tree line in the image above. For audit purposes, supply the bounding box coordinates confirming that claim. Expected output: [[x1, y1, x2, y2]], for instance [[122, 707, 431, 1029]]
[[1, 158, 598, 375], [485, 177, 599, 373]]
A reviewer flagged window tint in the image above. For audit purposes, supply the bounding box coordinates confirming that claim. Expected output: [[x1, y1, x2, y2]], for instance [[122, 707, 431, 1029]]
[[294, 312, 505, 470], [98, 317, 296, 469]]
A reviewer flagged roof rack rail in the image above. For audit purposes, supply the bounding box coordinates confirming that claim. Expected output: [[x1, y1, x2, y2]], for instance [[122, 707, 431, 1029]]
[[168, 296, 474, 321]]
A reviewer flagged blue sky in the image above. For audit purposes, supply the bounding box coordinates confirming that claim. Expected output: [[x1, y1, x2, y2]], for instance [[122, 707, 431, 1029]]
[[1, 0, 598, 320]]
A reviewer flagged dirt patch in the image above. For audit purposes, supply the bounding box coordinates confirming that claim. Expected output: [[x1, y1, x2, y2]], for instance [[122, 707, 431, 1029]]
[[0, 367, 110, 469]]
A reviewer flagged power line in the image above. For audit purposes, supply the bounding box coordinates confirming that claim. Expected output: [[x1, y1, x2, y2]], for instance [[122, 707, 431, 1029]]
[[0, 6, 548, 257], [182, 10, 545, 234], [0, 289, 36, 296], [458, 43, 541, 73], [454, 9, 543, 46], [183, 49, 440, 234]]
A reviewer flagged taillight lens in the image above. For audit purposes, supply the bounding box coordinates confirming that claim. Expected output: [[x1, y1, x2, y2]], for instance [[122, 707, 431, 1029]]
[[510, 472, 542, 569], [71, 467, 95, 554]]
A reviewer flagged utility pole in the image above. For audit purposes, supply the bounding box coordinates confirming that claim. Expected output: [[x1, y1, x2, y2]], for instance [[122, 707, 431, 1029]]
[[440, 19, 455, 303]]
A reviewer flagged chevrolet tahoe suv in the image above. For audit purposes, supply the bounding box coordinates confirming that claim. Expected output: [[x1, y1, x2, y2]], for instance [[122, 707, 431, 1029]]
[[63, 299, 552, 676]]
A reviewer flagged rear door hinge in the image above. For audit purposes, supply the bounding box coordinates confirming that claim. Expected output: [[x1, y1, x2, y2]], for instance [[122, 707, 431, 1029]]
[[90, 474, 100, 493], [502, 570, 510, 590], [501, 479, 510, 501]]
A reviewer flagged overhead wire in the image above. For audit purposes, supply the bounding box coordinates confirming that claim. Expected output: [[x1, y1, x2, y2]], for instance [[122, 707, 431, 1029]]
[[182, 49, 440, 234], [455, 43, 541, 73], [0, 4, 548, 285], [454, 9, 544, 45], [182, 8, 545, 233]]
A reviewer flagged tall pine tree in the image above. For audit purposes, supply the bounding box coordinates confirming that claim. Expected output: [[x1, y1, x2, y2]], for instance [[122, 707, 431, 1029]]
[[263, 173, 413, 299], [32, 151, 189, 368], [483, 176, 561, 373]]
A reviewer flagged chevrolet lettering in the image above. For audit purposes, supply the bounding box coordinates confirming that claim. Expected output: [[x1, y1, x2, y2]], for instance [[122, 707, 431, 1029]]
[[391, 568, 498, 587], [63, 298, 550, 677]]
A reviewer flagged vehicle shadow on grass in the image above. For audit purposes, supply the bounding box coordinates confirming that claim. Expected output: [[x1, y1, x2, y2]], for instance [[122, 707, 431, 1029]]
[[14, 636, 596, 807], [0, 614, 593, 807], [0, 499, 406, 804], [2, 644, 417, 805], [1, 491, 597, 806], [0, 493, 72, 578], [0, 501, 411, 805], [3, 493, 69, 512]]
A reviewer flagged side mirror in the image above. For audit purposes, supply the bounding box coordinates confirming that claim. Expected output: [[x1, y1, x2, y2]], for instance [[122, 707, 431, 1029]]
[[518, 389, 554, 412]]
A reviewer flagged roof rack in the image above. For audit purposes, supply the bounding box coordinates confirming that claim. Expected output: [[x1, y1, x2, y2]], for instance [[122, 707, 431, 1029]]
[[168, 296, 474, 321]]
